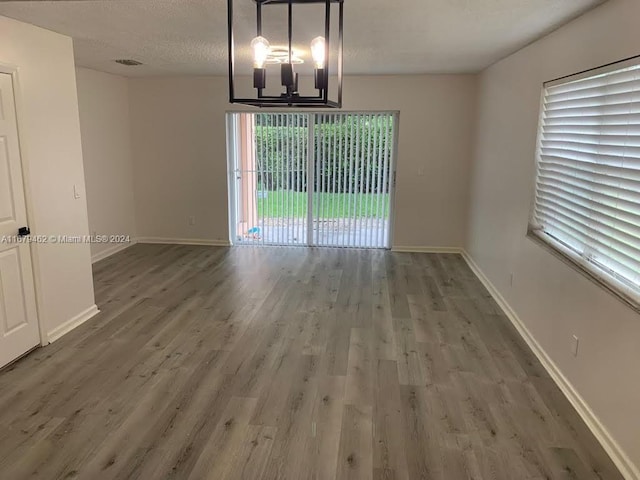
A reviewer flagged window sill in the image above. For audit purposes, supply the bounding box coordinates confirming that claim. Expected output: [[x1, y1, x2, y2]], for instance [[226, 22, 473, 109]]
[[526, 228, 640, 316]]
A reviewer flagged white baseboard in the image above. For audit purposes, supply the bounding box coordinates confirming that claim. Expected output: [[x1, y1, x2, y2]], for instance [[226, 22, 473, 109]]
[[91, 240, 137, 264], [47, 304, 100, 344], [392, 245, 464, 254], [137, 237, 231, 247], [461, 251, 639, 480]]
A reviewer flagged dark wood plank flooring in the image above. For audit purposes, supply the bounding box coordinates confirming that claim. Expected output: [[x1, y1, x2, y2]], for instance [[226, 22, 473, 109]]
[[0, 244, 623, 479]]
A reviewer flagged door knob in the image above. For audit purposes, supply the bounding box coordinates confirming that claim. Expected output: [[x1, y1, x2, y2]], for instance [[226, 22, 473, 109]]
[[18, 226, 30, 237]]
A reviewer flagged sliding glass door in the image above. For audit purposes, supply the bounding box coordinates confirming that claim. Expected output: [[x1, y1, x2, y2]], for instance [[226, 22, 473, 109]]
[[227, 112, 397, 249]]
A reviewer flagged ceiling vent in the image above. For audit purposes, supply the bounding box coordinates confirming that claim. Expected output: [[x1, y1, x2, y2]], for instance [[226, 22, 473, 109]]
[[114, 59, 143, 66]]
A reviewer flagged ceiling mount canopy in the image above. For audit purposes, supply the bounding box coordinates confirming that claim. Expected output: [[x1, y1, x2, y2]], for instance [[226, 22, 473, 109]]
[[227, 0, 344, 108]]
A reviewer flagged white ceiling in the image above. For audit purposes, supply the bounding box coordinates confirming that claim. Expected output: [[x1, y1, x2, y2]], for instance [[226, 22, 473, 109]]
[[0, 0, 606, 77]]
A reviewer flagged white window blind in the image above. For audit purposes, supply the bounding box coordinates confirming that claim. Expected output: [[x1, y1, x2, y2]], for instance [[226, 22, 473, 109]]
[[531, 59, 640, 306]]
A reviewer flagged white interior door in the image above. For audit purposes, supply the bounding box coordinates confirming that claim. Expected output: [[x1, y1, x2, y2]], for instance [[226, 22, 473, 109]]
[[0, 73, 40, 369]]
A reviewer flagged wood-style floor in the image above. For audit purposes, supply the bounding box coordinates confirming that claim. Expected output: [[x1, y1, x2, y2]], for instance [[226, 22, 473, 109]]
[[0, 244, 623, 479]]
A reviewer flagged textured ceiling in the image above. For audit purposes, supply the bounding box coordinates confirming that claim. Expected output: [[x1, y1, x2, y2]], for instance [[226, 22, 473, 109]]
[[0, 0, 606, 77]]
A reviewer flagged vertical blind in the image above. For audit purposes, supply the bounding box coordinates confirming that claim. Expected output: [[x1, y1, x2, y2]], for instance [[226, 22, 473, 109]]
[[254, 112, 308, 246], [531, 60, 640, 303], [230, 112, 396, 249], [313, 113, 393, 248]]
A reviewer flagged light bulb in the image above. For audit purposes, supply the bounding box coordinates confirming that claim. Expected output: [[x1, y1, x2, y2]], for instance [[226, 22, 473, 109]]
[[251, 36, 270, 68], [310, 36, 326, 69]]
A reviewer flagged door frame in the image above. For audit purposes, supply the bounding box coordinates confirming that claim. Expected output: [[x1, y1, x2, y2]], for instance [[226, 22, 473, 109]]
[[0, 62, 47, 347], [225, 113, 238, 246], [225, 110, 400, 249]]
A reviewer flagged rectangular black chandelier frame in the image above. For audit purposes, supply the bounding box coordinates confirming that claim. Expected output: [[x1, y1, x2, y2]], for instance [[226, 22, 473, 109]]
[[227, 0, 344, 108]]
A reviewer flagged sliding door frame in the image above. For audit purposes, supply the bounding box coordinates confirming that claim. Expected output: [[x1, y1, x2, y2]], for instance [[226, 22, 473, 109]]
[[225, 113, 240, 247], [226, 110, 400, 249]]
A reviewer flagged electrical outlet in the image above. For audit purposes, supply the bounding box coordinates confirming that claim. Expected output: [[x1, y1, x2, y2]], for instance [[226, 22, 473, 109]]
[[572, 335, 579, 357], [189, 216, 196, 226]]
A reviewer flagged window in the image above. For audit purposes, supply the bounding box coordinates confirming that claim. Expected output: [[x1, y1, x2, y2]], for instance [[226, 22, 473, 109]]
[[530, 57, 640, 308], [227, 112, 397, 249]]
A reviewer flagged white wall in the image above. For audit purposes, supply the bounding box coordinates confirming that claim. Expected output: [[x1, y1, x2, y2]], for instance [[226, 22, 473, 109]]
[[76, 67, 136, 262], [129, 75, 477, 248], [0, 16, 96, 338], [467, 0, 640, 476]]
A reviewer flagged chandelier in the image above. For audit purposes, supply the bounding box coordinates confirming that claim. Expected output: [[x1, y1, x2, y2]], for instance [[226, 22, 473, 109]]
[[227, 0, 344, 108]]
